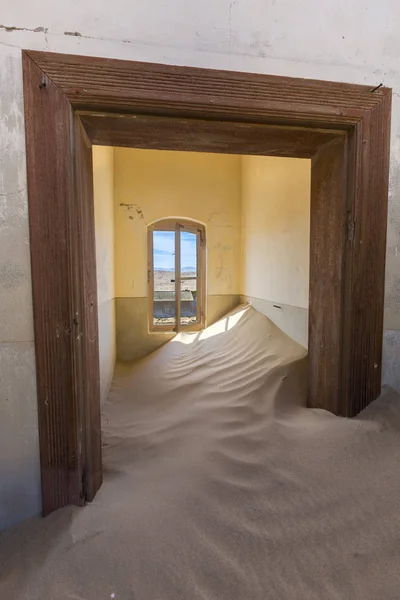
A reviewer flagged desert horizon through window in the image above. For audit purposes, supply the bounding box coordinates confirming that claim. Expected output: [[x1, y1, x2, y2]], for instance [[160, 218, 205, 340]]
[[148, 218, 206, 332]]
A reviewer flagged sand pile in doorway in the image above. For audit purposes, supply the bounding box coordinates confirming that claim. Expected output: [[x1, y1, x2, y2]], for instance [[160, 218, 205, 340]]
[[2, 305, 400, 599]]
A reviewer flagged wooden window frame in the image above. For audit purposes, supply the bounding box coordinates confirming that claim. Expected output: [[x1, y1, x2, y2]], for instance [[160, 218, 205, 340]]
[[147, 218, 206, 333], [22, 50, 391, 517]]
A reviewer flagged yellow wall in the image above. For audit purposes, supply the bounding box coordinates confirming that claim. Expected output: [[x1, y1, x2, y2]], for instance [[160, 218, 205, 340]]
[[113, 148, 242, 361], [93, 146, 115, 304], [114, 149, 242, 299], [93, 146, 116, 401], [241, 156, 311, 309], [98, 148, 310, 360]]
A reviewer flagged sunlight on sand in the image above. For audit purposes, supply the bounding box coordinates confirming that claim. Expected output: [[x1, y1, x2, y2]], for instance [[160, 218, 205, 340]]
[[2, 305, 400, 600], [172, 305, 250, 344]]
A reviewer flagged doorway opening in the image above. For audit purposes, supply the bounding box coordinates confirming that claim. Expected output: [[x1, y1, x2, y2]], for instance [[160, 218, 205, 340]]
[[93, 147, 311, 386], [22, 50, 391, 517]]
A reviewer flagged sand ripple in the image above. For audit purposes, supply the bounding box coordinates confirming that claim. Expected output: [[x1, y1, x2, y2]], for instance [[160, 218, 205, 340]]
[[2, 306, 400, 599]]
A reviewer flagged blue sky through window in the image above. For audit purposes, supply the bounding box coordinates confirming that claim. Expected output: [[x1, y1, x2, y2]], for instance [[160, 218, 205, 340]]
[[153, 230, 197, 272]]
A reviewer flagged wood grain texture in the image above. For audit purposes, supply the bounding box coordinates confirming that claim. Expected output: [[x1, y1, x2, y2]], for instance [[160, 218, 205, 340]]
[[26, 50, 387, 128], [22, 49, 392, 520], [80, 113, 342, 158], [309, 138, 347, 414], [22, 53, 82, 515], [343, 94, 392, 415], [73, 117, 102, 501]]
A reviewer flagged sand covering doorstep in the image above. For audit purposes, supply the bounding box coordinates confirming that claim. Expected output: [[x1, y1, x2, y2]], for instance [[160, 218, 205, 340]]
[[1, 305, 400, 599]]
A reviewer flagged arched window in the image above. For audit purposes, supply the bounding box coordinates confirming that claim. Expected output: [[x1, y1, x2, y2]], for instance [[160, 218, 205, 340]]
[[148, 218, 206, 332]]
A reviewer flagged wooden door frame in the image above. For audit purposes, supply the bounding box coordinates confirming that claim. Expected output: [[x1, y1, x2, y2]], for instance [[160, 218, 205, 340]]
[[22, 50, 391, 516]]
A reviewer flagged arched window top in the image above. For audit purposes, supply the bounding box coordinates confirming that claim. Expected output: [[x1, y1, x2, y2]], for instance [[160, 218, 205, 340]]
[[148, 217, 206, 232], [147, 218, 206, 333]]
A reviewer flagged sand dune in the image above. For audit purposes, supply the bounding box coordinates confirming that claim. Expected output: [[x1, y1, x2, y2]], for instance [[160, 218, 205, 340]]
[[1, 305, 400, 599]]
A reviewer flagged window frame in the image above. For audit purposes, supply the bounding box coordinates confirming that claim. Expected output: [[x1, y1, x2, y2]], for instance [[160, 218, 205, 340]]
[[147, 218, 206, 333]]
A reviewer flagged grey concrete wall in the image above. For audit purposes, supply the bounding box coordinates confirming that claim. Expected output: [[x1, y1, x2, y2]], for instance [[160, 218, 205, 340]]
[[0, 54, 41, 530], [0, 343, 41, 531], [241, 296, 308, 349], [116, 294, 240, 362]]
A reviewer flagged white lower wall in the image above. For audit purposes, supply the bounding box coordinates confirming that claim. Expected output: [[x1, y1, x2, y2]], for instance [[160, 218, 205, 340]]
[[241, 296, 308, 348], [0, 343, 41, 530], [98, 299, 116, 404]]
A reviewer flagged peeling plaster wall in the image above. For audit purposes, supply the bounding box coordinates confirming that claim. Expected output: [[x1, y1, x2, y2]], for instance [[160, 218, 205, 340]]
[[2, 0, 400, 527], [114, 148, 241, 361]]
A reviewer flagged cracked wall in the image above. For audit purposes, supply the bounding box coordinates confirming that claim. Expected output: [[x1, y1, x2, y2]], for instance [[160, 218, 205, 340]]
[[2, 0, 400, 527], [113, 148, 242, 361]]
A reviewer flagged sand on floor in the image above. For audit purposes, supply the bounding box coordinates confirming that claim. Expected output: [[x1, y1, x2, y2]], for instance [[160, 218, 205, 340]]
[[1, 305, 400, 600]]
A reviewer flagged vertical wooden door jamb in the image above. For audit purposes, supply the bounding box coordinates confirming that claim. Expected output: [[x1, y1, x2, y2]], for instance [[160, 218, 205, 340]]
[[73, 116, 102, 502], [343, 97, 392, 414], [22, 53, 83, 514], [308, 137, 348, 414]]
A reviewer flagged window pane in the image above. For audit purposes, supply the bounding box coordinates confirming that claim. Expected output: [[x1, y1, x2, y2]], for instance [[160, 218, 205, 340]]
[[152, 230, 176, 326], [180, 230, 198, 326], [180, 278, 198, 326], [180, 230, 197, 275]]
